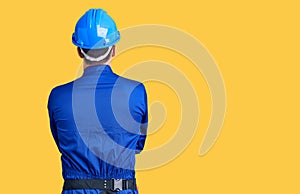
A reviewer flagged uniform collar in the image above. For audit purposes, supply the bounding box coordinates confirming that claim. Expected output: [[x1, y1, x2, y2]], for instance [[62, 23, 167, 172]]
[[83, 65, 113, 76]]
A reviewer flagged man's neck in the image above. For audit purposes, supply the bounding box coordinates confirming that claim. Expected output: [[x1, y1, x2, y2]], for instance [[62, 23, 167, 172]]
[[83, 62, 111, 70]]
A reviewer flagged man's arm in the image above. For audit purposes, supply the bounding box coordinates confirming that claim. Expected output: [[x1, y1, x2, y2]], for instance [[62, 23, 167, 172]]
[[136, 84, 148, 154], [47, 89, 59, 148]]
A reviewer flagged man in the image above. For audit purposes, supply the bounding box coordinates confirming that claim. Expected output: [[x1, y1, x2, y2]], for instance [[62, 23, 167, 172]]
[[47, 9, 148, 194]]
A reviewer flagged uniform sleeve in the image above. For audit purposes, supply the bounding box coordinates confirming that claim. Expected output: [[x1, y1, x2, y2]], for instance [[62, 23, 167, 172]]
[[47, 89, 59, 148], [136, 84, 148, 154]]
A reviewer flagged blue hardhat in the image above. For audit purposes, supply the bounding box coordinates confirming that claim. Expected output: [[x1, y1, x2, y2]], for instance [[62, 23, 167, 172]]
[[72, 9, 120, 49]]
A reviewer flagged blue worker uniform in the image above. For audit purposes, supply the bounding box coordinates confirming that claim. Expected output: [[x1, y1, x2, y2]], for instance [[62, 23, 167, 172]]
[[47, 65, 148, 194]]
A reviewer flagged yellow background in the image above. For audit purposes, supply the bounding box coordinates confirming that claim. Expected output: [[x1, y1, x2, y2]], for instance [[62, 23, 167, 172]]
[[0, 0, 299, 193]]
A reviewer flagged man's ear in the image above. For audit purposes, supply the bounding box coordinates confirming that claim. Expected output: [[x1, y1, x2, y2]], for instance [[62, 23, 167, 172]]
[[77, 47, 84, 58], [111, 45, 116, 57]]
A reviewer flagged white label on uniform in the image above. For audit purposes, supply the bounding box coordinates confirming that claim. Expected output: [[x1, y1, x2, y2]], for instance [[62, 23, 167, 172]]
[[97, 25, 108, 38]]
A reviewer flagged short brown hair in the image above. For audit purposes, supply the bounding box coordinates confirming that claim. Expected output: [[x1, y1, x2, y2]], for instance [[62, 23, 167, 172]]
[[81, 47, 113, 65]]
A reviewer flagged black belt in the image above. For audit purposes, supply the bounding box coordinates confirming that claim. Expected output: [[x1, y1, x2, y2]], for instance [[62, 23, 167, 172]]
[[63, 178, 137, 191]]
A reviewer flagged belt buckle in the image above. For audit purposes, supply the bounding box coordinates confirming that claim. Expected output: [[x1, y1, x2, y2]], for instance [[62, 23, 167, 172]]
[[112, 179, 123, 191]]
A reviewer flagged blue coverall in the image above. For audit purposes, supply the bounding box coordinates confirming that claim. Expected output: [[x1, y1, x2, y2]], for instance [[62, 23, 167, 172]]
[[47, 65, 148, 194]]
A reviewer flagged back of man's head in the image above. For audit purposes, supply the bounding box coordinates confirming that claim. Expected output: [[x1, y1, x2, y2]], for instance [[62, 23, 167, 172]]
[[79, 46, 114, 65]]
